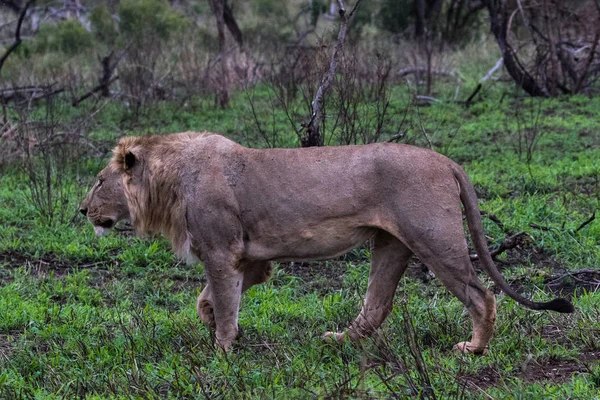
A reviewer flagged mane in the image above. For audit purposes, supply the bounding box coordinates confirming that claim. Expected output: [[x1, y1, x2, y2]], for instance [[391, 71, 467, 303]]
[[111, 131, 212, 261]]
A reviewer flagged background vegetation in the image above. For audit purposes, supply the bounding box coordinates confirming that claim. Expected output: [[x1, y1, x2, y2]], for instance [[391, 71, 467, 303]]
[[0, 0, 599, 398]]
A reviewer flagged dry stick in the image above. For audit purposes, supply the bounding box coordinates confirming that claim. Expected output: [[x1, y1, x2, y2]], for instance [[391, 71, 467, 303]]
[[302, 0, 362, 147], [72, 76, 119, 107], [463, 57, 503, 105], [529, 222, 552, 231], [0, 0, 34, 74], [547, 269, 600, 286], [479, 210, 506, 230], [469, 231, 527, 261], [575, 211, 596, 232]]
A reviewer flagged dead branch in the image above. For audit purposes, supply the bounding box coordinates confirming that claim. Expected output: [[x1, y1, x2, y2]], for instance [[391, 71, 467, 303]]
[[575, 33, 600, 94], [470, 231, 527, 261], [0, 0, 34, 74], [415, 95, 441, 104], [575, 211, 596, 232], [547, 269, 600, 287], [301, 0, 362, 147], [398, 66, 461, 83], [482, 57, 504, 83], [529, 223, 552, 231], [72, 76, 118, 107], [480, 210, 506, 231]]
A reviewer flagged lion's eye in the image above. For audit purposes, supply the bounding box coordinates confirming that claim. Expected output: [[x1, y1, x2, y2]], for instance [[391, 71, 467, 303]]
[[97, 178, 104, 187]]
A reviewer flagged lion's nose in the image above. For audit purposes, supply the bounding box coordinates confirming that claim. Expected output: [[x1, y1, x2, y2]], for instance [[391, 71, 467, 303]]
[[80, 207, 88, 216]]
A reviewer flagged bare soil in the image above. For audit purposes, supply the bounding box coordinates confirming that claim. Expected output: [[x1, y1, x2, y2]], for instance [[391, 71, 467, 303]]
[[519, 350, 600, 383], [278, 261, 348, 295], [461, 350, 600, 390]]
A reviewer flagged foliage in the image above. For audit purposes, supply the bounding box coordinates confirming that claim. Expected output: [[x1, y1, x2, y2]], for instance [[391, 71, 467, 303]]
[[378, 0, 414, 34], [89, 5, 119, 47], [117, 0, 187, 44], [34, 19, 94, 56]]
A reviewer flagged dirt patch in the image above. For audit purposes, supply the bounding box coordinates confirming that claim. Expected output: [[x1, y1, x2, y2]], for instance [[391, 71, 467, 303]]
[[0, 251, 115, 286], [170, 276, 206, 293], [471, 243, 600, 297], [460, 366, 501, 391], [461, 350, 600, 390], [1, 251, 76, 277], [546, 270, 600, 297], [278, 261, 348, 294], [519, 350, 600, 383], [0, 333, 20, 364]]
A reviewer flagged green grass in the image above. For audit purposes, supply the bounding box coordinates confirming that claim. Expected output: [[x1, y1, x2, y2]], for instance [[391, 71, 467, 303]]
[[0, 84, 599, 398]]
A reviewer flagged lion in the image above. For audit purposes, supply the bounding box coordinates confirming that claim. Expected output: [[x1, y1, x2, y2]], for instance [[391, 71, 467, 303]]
[[80, 164, 130, 236], [82, 131, 573, 353]]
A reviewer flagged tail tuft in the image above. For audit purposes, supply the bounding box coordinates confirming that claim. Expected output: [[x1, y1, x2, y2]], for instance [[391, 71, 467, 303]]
[[539, 298, 575, 313]]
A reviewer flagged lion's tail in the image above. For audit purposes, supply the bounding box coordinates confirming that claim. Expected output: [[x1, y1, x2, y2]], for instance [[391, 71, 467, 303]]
[[452, 164, 574, 314]]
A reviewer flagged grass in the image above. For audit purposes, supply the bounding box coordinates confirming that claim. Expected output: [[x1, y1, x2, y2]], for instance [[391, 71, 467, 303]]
[[0, 82, 599, 398]]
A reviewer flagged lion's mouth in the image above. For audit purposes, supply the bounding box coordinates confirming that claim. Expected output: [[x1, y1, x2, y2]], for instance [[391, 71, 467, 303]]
[[89, 217, 115, 236], [97, 219, 115, 229]]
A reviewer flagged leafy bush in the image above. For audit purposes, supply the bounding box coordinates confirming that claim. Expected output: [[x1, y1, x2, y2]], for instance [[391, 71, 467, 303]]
[[90, 5, 119, 47], [117, 0, 186, 44], [35, 20, 93, 56]]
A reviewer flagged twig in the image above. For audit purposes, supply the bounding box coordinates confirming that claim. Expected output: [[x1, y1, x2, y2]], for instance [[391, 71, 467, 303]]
[[386, 132, 405, 143], [470, 231, 527, 261], [301, 0, 362, 147], [575, 211, 596, 232], [480, 210, 506, 230], [72, 76, 119, 107], [529, 223, 552, 231], [398, 67, 459, 81], [0, 0, 34, 74], [482, 57, 504, 83], [464, 84, 481, 104], [415, 95, 441, 104], [415, 106, 433, 149], [547, 269, 600, 286]]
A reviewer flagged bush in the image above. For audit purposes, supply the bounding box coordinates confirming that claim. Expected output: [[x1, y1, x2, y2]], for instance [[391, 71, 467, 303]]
[[90, 5, 119, 47], [117, 0, 186, 44], [35, 20, 94, 56]]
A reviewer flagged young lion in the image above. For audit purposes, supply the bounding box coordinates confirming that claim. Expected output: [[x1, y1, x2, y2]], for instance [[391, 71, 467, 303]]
[[83, 131, 573, 353]]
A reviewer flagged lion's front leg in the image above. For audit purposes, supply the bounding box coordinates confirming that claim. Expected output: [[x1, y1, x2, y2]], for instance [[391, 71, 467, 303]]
[[196, 261, 272, 329], [203, 253, 245, 351], [196, 285, 215, 328]]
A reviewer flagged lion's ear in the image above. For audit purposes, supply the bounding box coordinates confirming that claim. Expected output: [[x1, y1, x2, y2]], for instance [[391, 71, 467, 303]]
[[111, 138, 140, 174], [124, 151, 136, 170]]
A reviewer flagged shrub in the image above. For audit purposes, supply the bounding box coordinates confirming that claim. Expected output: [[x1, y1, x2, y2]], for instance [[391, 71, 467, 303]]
[[35, 20, 93, 56]]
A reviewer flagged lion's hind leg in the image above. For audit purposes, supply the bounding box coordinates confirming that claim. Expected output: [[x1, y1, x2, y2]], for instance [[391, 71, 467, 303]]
[[324, 230, 411, 342], [411, 238, 497, 355]]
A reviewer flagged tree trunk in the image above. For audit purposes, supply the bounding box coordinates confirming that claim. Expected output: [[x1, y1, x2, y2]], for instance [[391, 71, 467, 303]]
[[481, 0, 548, 96], [223, 1, 243, 47], [208, 0, 230, 108]]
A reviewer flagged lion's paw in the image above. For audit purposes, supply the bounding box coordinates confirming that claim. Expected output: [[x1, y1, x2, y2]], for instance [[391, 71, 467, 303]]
[[322, 331, 347, 343], [197, 300, 216, 328], [454, 341, 488, 355]]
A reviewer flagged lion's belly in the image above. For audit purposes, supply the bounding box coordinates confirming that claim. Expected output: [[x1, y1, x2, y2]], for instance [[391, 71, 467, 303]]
[[243, 224, 377, 262]]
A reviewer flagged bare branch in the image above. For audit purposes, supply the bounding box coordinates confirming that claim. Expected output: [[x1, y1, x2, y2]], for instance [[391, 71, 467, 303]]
[[470, 231, 527, 261], [575, 211, 596, 233], [301, 0, 362, 147], [0, 0, 34, 74]]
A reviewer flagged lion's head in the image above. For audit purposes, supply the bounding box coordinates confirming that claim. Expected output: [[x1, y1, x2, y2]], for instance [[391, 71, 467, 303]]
[[80, 165, 130, 236]]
